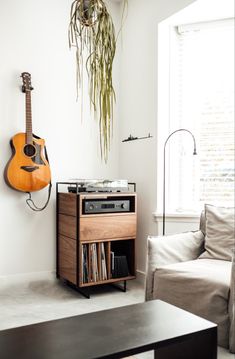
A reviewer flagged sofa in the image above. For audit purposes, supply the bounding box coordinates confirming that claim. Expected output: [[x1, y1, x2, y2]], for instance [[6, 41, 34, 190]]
[[145, 204, 235, 353]]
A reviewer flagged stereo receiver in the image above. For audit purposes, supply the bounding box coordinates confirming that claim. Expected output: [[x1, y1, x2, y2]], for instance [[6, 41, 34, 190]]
[[84, 199, 130, 214]]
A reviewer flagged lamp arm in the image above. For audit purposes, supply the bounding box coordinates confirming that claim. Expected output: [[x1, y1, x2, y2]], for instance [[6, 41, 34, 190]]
[[164, 128, 197, 155], [162, 128, 197, 235]]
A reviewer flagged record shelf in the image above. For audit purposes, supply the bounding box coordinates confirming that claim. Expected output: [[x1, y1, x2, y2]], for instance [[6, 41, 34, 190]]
[[56, 182, 137, 298]]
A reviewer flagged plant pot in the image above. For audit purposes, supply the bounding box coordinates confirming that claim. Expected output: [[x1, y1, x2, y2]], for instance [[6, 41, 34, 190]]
[[77, 0, 99, 26]]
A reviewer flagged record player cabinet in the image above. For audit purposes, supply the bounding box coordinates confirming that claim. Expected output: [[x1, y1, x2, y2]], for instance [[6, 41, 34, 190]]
[[56, 183, 137, 297]]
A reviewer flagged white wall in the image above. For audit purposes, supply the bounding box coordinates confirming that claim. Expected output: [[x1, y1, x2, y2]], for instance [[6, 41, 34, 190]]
[[0, 0, 120, 277], [119, 0, 196, 274], [119, 0, 234, 275], [1, 0, 232, 280]]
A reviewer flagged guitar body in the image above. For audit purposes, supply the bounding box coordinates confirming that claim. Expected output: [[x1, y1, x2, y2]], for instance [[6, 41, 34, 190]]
[[5, 133, 51, 192]]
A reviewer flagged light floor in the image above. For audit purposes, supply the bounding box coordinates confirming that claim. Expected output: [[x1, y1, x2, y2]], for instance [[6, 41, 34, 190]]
[[0, 278, 233, 359]]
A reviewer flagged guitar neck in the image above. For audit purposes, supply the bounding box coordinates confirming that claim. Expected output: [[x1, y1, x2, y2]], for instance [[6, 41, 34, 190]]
[[25, 90, 33, 144]]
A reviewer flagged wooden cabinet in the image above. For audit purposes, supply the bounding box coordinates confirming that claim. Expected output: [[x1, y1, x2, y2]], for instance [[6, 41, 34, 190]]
[[56, 188, 137, 296]]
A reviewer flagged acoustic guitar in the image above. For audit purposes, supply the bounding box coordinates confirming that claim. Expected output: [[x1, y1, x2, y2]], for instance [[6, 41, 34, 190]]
[[4, 72, 51, 193]]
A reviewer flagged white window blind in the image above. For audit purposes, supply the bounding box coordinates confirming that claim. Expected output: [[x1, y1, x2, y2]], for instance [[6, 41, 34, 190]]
[[168, 18, 234, 212]]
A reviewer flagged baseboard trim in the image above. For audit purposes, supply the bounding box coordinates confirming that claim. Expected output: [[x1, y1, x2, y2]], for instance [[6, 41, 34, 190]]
[[0, 270, 56, 286]]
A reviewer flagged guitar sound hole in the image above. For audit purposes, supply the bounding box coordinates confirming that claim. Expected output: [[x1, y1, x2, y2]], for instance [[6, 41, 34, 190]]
[[24, 144, 36, 157]]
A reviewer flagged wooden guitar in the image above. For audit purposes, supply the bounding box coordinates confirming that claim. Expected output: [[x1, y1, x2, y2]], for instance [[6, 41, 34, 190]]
[[4, 72, 51, 193]]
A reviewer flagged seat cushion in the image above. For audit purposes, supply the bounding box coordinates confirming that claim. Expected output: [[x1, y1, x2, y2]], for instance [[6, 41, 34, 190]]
[[153, 258, 232, 348]]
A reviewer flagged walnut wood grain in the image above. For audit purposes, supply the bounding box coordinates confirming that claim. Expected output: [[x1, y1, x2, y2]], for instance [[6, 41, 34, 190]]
[[58, 235, 76, 284], [58, 193, 77, 216], [80, 275, 136, 287], [56, 191, 137, 290], [79, 214, 136, 242], [58, 214, 76, 240], [78, 243, 84, 287]]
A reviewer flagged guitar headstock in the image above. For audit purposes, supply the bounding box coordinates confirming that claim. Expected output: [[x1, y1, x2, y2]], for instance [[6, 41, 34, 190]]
[[21, 72, 34, 93]]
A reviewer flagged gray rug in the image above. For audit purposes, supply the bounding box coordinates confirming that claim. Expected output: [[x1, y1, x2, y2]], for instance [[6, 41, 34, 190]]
[[0, 278, 233, 358]]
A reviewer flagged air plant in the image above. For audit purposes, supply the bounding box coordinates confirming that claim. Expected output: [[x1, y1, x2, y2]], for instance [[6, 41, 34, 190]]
[[69, 0, 127, 162]]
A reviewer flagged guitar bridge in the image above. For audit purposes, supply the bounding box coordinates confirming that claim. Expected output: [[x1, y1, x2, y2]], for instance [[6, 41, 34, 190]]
[[21, 166, 39, 172]]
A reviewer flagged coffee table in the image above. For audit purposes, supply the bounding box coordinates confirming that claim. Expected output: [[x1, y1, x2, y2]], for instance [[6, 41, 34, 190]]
[[0, 300, 217, 359]]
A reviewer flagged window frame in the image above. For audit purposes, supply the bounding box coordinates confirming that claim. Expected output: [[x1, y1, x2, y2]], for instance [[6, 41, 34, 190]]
[[157, 18, 235, 215]]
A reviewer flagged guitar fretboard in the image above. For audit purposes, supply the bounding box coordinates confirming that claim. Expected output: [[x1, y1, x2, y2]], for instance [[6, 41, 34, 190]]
[[25, 90, 33, 144]]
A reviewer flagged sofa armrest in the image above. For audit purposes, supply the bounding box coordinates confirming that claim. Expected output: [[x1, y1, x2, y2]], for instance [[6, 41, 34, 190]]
[[229, 250, 235, 353], [145, 230, 204, 301]]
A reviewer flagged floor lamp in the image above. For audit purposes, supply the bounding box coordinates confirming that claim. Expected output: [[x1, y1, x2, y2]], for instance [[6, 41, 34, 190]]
[[163, 129, 197, 235]]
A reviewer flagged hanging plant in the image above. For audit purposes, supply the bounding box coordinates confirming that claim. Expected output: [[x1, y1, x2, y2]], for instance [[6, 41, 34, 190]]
[[69, 0, 127, 162]]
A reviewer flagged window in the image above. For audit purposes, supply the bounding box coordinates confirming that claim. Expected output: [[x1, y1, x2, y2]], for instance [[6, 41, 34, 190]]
[[166, 18, 234, 213]]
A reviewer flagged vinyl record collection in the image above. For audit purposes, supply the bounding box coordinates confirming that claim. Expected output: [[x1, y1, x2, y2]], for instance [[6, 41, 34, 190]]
[[82, 243, 129, 283], [82, 243, 107, 283]]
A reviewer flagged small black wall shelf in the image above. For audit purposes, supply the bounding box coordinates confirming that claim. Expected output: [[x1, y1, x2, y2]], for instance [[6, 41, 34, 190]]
[[122, 133, 153, 143]]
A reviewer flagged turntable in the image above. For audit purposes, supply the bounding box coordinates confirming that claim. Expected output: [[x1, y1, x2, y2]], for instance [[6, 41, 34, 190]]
[[64, 179, 135, 193]]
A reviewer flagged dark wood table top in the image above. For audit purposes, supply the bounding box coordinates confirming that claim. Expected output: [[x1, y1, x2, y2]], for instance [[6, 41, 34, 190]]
[[0, 300, 217, 359]]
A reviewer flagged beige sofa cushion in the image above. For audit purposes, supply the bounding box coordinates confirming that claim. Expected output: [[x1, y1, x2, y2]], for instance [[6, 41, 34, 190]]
[[199, 204, 235, 261], [153, 258, 232, 348], [148, 231, 204, 267], [145, 231, 204, 301]]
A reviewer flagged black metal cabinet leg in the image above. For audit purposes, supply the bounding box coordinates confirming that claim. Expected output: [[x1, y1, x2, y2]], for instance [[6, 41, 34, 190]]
[[65, 281, 90, 299], [110, 280, 127, 292]]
